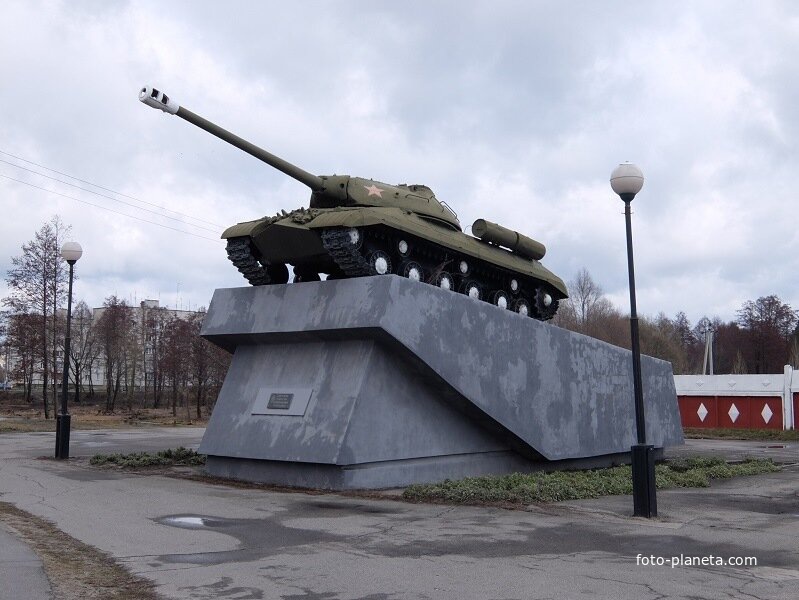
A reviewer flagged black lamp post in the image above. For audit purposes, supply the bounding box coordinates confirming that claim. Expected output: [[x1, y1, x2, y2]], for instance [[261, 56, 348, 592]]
[[610, 163, 657, 518], [55, 241, 82, 459]]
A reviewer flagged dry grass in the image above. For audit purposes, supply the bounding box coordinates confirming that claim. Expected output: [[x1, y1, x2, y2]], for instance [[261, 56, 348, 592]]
[[0, 502, 161, 600], [683, 427, 799, 441], [0, 404, 207, 433]]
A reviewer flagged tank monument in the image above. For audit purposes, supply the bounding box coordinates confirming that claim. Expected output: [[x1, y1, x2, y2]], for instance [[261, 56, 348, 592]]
[[140, 85, 683, 489]]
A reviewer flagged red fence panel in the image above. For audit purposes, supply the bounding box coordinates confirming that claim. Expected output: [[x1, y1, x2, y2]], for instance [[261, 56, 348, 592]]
[[678, 396, 717, 428], [677, 395, 782, 430]]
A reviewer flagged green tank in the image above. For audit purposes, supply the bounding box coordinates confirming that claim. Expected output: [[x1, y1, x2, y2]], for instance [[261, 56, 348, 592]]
[[139, 85, 568, 319]]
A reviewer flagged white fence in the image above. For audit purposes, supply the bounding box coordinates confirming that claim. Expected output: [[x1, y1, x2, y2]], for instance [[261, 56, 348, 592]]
[[674, 366, 796, 430]]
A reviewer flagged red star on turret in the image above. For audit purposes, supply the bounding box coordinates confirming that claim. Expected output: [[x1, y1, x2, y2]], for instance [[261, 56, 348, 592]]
[[364, 184, 384, 197]]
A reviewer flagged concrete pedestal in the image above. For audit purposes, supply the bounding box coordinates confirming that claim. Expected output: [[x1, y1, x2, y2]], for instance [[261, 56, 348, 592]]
[[199, 275, 683, 489]]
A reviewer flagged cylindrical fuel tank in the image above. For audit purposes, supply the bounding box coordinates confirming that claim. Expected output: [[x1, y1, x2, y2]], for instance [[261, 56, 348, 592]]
[[472, 219, 546, 260]]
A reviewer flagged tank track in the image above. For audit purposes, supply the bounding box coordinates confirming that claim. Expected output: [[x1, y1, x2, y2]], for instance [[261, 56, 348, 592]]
[[320, 229, 373, 277], [321, 226, 559, 320], [227, 228, 560, 320], [226, 237, 271, 285]]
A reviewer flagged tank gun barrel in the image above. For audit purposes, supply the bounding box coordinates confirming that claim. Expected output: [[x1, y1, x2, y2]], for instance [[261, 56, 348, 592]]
[[138, 86, 325, 192]]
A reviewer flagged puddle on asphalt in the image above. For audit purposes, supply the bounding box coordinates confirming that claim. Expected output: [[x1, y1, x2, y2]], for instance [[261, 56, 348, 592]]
[[168, 516, 206, 527], [152, 512, 345, 566], [157, 515, 228, 529]]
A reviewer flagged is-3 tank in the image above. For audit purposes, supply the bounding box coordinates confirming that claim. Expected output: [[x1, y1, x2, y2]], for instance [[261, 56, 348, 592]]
[[139, 86, 568, 319]]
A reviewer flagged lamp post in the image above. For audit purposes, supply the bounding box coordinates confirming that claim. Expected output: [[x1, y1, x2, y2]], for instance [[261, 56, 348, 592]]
[[55, 241, 82, 459], [610, 163, 657, 518]]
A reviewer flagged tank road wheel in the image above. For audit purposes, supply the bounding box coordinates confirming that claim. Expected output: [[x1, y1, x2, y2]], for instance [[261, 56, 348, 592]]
[[435, 271, 454, 291], [513, 298, 531, 317], [400, 260, 424, 282], [534, 287, 559, 321], [457, 259, 470, 277], [368, 250, 392, 275], [397, 239, 411, 257], [509, 278, 520, 295], [347, 227, 363, 249], [491, 290, 509, 310], [461, 280, 481, 300]]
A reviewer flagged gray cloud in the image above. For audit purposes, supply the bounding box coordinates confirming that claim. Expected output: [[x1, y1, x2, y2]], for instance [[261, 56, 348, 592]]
[[1, 0, 798, 324]]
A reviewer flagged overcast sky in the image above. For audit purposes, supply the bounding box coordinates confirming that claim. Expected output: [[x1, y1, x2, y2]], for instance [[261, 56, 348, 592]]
[[1, 1, 797, 324]]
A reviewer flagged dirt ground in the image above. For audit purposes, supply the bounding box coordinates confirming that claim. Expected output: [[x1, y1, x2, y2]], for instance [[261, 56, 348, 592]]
[[0, 397, 208, 433]]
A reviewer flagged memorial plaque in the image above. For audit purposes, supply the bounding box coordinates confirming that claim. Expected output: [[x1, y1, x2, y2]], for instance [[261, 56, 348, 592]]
[[267, 393, 293, 410], [251, 387, 313, 416]]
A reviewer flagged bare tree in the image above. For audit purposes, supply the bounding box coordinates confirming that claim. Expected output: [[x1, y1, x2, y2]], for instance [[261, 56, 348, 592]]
[[554, 268, 695, 372], [68, 301, 98, 404], [189, 312, 209, 418], [4, 217, 71, 418], [569, 268, 606, 324], [4, 312, 42, 401], [639, 313, 690, 374], [161, 315, 193, 417], [554, 268, 627, 344], [48, 219, 70, 411], [143, 305, 169, 408], [732, 350, 747, 374], [95, 296, 134, 412], [123, 313, 142, 412]]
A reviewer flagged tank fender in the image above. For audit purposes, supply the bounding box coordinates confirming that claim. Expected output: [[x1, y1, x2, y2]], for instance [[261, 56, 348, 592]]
[[304, 208, 389, 229], [221, 219, 273, 240]]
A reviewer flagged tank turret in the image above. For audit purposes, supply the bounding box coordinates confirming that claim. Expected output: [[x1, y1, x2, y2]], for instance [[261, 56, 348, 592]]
[[139, 85, 567, 320]]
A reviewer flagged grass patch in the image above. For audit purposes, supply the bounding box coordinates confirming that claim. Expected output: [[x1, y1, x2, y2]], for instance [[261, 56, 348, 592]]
[[90, 446, 205, 468], [0, 406, 207, 434], [402, 457, 780, 506], [683, 427, 799, 441], [0, 417, 202, 434], [0, 418, 56, 433]]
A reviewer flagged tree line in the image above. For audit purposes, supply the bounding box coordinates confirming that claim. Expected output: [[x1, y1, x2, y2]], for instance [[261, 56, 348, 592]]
[[2, 217, 231, 419], [5, 218, 797, 420], [554, 268, 799, 375]]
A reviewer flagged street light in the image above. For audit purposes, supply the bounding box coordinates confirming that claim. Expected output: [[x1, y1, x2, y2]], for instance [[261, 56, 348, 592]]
[[55, 241, 82, 459], [610, 163, 657, 518]]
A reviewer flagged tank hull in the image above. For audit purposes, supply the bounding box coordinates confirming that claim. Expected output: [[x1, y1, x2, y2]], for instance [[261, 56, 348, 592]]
[[223, 207, 567, 320]]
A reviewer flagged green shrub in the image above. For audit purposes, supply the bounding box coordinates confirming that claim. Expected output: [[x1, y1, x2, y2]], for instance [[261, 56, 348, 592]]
[[89, 446, 205, 467], [402, 457, 778, 505]]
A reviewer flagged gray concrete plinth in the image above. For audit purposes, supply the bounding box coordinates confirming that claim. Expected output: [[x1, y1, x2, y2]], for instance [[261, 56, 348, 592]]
[[199, 275, 682, 489]]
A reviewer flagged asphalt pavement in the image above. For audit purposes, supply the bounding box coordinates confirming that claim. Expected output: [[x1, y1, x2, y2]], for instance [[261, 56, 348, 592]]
[[0, 428, 797, 600], [0, 525, 52, 600]]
